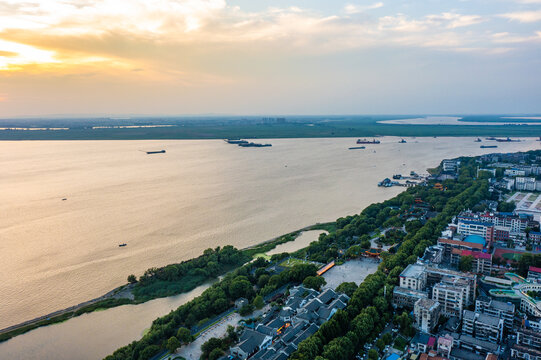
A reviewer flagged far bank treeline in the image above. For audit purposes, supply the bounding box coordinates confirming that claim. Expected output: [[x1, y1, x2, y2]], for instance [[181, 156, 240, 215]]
[[104, 152, 499, 360]]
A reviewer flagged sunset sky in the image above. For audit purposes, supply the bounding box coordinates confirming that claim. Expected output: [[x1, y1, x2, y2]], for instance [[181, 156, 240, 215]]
[[0, 0, 540, 116]]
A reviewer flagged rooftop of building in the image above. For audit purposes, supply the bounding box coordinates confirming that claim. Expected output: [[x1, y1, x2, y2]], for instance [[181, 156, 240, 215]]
[[401, 263, 427, 279], [459, 220, 494, 227], [427, 265, 477, 280], [415, 298, 439, 311], [464, 235, 487, 246], [393, 286, 429, 297], [529, 266, 541, 274], [462, 249, 491, 259], [437, 238, 484, 250], [459, 334, 499, 352]]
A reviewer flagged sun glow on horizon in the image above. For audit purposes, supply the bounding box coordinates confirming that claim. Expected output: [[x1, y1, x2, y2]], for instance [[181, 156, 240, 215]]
[[0, 0, 540, 115]]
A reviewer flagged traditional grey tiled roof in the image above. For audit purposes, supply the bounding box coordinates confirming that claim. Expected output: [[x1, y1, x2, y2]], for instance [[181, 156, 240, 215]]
[[296, 310, 317, 322], [293, 323, 319, 345], [279, 308, 293, 318], [317, 288, 337, 304], [236, 329, 269, 354], [317, 306, 333, 321], [328, 298, 347, 310], [304, 298, 323, 312], [256, 324, 275, 337], [265, 318, 285, 330], [281, 323, 304, 343]]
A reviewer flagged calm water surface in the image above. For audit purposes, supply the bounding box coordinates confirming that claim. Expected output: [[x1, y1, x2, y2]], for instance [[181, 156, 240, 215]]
[[0, 137, 537, 359]]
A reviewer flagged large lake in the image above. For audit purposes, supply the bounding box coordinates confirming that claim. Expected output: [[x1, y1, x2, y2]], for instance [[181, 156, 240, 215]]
[[0, 137, 537, 358]]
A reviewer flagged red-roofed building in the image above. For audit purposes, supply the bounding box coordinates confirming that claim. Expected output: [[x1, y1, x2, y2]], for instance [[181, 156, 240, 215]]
[[437, 238, 484, 262], [528, 266, 541, 283], [449, 249, 492, 275]]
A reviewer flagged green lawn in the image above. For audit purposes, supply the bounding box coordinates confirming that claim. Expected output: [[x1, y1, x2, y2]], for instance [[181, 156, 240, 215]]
[[253, 253, 271, 260], [279, 258, 312, 267]]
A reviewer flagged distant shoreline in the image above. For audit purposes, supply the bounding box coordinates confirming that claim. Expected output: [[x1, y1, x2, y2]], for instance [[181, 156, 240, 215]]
[[1, 116, 541, 140]]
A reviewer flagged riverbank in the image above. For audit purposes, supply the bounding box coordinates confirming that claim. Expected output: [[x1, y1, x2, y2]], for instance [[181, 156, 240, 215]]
[[1, 115, 541, 140], [0, 223, 333, 343]]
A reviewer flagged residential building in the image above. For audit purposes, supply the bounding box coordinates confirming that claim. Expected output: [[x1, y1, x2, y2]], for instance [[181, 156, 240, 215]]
[[462, 310, 504, 343], [475, 296, 515, 330], [400, 263, 427, 291], [438, 334, 454, 357], [393, 286, 429, 309], [451, 250, 492, 275], [426, 266, 477, 305], [438, 238, 484, 261], [511, 328, 541, 360], [432, 281, 467, 318], [505, 169, 527, 177], [515, 177, 537, 191], [530, 232, 541, 246], [456, 220, 493, 244], [529, 266, 541, 283], [414, 298, 441, 333], [443, 159, 460, 173], [422, 245, 444, 265]]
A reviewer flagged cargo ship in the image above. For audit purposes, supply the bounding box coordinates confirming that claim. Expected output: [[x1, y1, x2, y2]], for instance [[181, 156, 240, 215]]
[[225, 139, 249, 144], [348, 146, 366, 150], [238, 142, 272, 147], [496, 137, 519, 142], [480, 145, 498, 148], [357, 138, 380, 144], [146, 150, 166, 154]]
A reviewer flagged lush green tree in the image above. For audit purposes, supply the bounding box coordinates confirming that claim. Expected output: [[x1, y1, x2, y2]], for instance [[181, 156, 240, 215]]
[[229, 279, 254, 299], [303, 276, 327, 291], [376, 338, 385, 351], [382, 333, 392, 345], [208, 348, 224, 360], [166, 336, 181, 353], [238, 303, 255, 316], [257, 274, 270, 288], [498, 201, 516, 212], [459, 255, 473, 272], [368, 348, 379, 360], [336, 282, 357, 297], [127, 274, 137, 284], [177, 327, 192, 343], [253, 295, 264, 309]]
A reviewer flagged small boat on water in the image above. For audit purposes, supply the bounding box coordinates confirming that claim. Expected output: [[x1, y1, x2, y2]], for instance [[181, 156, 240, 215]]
[[62, 198, 67, 201], [481, 145, 498, 148], [349, 146, 366, 150], [475, 138, 482, 142], [357, 138, 380, 144], [399, 139, 407, 143], [119, 243, 127, 247], [146, 150, 166, 154]]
